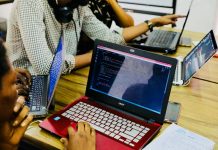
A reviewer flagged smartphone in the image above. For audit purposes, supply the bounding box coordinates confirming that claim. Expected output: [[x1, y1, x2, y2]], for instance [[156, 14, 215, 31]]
[[164, 101, 181, 124]]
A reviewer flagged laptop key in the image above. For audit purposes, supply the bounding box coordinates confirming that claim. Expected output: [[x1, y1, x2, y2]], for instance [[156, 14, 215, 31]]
[[124, 129, 139, 137], [119, 133, 134, 141], [89, 123, 105, 133]]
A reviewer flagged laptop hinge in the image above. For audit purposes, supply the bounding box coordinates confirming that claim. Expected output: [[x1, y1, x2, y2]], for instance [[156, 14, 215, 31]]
[[147, 119, 155, 124]]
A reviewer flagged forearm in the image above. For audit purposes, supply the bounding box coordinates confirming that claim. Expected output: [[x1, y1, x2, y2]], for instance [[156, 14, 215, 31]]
[[107, 0, 134, 27], [122, 22, 149, 42], [74, 51, 92, 69]]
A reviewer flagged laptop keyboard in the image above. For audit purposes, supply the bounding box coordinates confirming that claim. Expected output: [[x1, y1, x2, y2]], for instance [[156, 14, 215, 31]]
[[61, 102, 150, 147], [26, 76, 44, 112], [146, 30, 177, 48]]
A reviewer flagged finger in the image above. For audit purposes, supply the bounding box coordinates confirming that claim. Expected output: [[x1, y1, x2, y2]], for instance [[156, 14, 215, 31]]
[[84, 122, 91, 133], [13, 105, 30, 126], [14, 96, 25, 113], [21, 113, 33, 127], [60, 138, 69, 149], [172, 14, 186, 19], [77, 121, 85, 133], [90, 127, 96, 137], [68, 126, 76, 139], [9, 114, 32, 145]]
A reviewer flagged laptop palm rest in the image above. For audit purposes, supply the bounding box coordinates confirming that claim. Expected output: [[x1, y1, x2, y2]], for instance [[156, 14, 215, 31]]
[[40, 97, 161, 150]]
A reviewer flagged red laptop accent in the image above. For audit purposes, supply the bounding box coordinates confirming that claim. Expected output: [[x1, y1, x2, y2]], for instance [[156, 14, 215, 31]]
[[40, 40, 177, 149]]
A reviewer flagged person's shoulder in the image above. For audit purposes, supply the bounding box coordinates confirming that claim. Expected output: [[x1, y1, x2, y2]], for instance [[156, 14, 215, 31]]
[[16, 0, 43, 6]]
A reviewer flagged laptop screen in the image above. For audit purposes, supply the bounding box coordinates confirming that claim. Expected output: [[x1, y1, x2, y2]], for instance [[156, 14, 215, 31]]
[[47, 38, 63, 104], [89, 45, 172, 115], [183, 30, 217, 83]]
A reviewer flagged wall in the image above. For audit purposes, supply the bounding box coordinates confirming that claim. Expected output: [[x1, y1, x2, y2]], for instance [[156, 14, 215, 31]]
[[177, 0, 218, 33], [120, 0, 218, 34]]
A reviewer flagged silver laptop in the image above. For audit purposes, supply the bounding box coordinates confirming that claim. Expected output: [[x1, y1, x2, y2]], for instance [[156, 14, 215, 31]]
[[173, 30, 217, 85], [26, 37, 64, 118]]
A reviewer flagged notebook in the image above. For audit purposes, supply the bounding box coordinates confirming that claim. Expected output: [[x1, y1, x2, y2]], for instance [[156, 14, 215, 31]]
[[26, 37, 64, 118], [39, 39, 177, 150], [128, 0, 193, 54], [173, 30, 218, 85]]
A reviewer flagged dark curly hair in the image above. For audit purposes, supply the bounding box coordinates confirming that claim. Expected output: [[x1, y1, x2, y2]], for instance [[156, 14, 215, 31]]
[[0, 38, 10, 89]]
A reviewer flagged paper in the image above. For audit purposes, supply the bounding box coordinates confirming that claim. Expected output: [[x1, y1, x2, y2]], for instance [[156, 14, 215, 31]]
[[143, 124, 215, 150]]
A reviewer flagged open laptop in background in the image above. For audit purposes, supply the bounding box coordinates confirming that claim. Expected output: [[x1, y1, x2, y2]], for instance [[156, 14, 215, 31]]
[[26, 38, 64, 118], [128, 0, 193, 54], [40, 39, 177, 150], [173, 30, 218, 85]]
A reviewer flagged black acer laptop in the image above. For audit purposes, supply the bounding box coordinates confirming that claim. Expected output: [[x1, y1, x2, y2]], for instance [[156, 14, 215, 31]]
[[128, 0, 193, 54]]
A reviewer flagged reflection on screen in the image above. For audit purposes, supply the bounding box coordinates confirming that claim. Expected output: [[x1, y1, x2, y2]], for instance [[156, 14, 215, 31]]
[[90, 46, 172, 114], [47, 38, 63, 102], [184, 32, 216, 82]]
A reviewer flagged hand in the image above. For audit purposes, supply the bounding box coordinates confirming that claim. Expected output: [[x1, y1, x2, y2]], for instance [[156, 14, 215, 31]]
[[15, 68, 31, 86], [60, 122, 96, 150], [15, 68, 31, 100], [0, 96, 33, 150], [150, 14, 185, 27], [105, 0, 115, 5]]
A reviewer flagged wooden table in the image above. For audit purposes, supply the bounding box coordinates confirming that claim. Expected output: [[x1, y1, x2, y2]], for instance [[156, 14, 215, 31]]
[[24, 65, 218, 150]]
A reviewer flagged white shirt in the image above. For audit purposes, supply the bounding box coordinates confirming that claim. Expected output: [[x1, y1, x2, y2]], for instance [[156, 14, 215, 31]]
[[6, 0, 125, 75]]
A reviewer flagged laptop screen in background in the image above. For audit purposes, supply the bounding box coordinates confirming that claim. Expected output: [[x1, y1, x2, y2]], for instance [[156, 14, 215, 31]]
[[47, 38, 63, 102], [183, 31, 217, 82], [89, 45, 172, 114]]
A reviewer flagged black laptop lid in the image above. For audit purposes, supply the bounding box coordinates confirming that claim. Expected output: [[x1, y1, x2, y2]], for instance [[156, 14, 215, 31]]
[[86, 40, 177, 124], [175, 0, 193, 46], [183, 30, 218, 83]]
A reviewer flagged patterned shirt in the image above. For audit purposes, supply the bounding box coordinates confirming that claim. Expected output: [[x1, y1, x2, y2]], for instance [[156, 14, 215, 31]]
[[6, 0, 126, 75]]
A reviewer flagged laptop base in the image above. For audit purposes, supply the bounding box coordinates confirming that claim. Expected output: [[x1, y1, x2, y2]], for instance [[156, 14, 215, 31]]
[[40, 97, 162, 150]]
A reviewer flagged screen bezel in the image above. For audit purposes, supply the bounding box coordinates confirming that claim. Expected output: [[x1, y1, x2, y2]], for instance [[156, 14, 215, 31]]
[[183, 30, 218, 83], [86, 39, 177, 124]]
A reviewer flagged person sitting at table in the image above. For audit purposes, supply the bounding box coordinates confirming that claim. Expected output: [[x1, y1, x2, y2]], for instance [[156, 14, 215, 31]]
[[78, 0, 135, 54], [0, 39, 96, 150], [0, 38, 33, 150], [6, 0, 183, 76]]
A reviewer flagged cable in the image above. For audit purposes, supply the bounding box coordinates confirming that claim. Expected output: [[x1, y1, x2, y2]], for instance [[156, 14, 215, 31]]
[[27, 120, 43, 131]]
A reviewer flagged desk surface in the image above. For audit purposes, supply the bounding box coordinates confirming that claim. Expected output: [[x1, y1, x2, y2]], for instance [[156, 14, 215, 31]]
[[24, 65, 218, 150]]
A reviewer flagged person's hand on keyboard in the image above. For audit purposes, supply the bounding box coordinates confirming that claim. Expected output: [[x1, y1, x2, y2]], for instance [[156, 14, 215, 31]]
[[15, 68, 32, 100], [60, 122, 96, 150]]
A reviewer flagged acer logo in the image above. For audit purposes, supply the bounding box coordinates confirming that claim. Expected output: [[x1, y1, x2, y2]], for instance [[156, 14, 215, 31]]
[[130, 49, 135, 53], [118, 102, 125, 106]]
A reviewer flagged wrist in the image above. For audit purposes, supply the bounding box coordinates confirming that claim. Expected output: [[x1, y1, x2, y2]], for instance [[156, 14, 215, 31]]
[[144, 20, 154, 32]]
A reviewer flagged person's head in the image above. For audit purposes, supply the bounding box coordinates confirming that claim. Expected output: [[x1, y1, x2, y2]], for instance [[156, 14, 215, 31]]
[[0, 38, 18, 122]]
